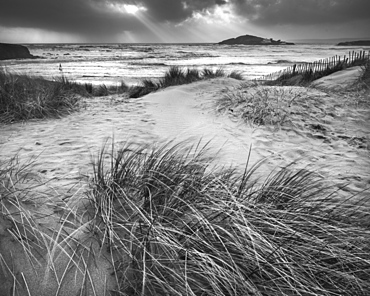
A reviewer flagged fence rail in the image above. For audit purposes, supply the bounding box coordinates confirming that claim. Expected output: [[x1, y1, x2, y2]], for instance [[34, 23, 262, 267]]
[[255, 50, 370, 82]]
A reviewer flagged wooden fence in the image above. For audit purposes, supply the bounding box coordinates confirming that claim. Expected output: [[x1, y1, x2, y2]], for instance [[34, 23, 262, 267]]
[[256, 50, 370, 82]]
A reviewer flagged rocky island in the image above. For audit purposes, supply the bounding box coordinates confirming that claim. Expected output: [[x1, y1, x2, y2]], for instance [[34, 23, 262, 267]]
[[337, 40, 370, 46], [219, 34, 294, 45], [0, 43, 36, 60]]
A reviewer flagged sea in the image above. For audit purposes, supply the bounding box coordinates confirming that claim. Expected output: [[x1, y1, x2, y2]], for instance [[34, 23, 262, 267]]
[[2, 43, 370, 86]]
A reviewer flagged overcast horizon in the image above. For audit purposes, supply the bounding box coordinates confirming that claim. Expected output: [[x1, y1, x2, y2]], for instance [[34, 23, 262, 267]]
[[1, 0, 370, 44]]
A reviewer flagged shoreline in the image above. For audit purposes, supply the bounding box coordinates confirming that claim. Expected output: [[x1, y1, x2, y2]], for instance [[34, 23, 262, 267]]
[[3, 43, 370, 87]]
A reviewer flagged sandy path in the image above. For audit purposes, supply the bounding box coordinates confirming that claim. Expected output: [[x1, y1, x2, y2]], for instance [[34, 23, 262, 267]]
[[0, 96, 159, 201], [1, 76, 369, 201], [141, 79, 256, 168], [143, 79, 369, 198]]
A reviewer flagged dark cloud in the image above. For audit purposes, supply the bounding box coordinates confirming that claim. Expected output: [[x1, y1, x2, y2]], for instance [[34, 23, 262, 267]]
[[0, 0, 147, 37], [230, 0, 370, 26], [0, 0, 225, 37], [133, 0, 226, 22], [1, 0, 368, 41]]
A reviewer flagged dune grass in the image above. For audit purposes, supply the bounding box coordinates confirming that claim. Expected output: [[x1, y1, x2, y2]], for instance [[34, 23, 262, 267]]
[[87, 141, 370, 295], [261, 52, 370, 86], [358, 60, 370, 89], [0, 155, 116, 295], [228, 70, 244, 81], [84, 81, 129, 97], [275, 62, 345, 86], [1, 141, 369, 294], [0, 65, 241, 122], [0, 69, 86, 124], [129, 66, 243, 98], [217, 84, 305, 126], [0, 68, 131, 124]]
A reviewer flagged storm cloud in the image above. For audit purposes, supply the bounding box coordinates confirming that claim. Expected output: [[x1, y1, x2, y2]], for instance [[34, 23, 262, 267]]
[[0, 0, 225, 36], [231, 0, 370, 26], [132, 0, 226, 22], [0, 0, 147, 36], [0, 0, 369, 40]]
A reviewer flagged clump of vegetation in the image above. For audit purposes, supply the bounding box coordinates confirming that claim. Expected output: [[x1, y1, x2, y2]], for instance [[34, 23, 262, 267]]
[[0, 155, 115, 295], [201, 67, 225, 79], [54, 75, 91, 96], [228, 70, 244, 80], [358, 59, 370, 89], [276, 62, 345, 86], [0, 68, 131, 123], [217, 84, 304, 126], [0, 69, 86, 124], [1, 141, 370, 295], [88, 141, 370, 296], [261, 51, 370, 86], [84, 81, 129, 96], [129, 66, 243, 98]]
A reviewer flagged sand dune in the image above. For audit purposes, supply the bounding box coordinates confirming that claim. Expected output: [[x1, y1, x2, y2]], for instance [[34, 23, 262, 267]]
[[0, 69, 369, 294], [142, 77, 369, 197], [311, 66, 363, 89]]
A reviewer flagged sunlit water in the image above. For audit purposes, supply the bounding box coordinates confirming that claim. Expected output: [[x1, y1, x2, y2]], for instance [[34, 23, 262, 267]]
[[2, 43, 369, 86]]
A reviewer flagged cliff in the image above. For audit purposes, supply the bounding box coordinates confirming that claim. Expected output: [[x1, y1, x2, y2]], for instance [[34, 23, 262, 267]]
[[337, 40, 370, 46], [0, 43, 36, 60], [219, 34, 295, 45]]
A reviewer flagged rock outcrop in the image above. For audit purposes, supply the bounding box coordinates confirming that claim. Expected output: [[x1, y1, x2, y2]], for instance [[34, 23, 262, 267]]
[[219, 34, 295, 45], [0, 43, 36, 60], [337, 40, 370, 46]]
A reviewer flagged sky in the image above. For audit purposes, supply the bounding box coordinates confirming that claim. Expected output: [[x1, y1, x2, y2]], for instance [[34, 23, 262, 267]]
[[0, 0, 369, 43]]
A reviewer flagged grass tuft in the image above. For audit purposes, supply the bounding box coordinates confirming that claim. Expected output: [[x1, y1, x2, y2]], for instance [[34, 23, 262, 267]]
[[0, 68, 131, 123], [202, 67, 225, 79], [1, 141, 370, 295], [260, 52, 369, 86], [84, 81, 130, 97], [228, 70, 244, 80], [0, 69, 84, 124], [159, 66, 186, 88], [217, 85, 304, 126], [88, 140, 370, 296], [358, 60, 370, 89], [128, 66, 242, 98], [0, 155, 115, 295]]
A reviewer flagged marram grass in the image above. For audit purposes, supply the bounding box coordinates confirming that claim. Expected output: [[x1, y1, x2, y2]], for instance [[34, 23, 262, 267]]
[[0, 69, 130, 124], [88, 141, 370, 296], [0, 69, 83, 124], [128, 66, 243, 98], [217, 84, 304, 126], [0, 66, 242, 122], [0, 155, 115, 295], [1, 141, 369, 295]]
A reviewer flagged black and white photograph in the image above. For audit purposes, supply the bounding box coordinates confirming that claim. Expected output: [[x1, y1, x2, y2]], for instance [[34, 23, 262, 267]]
[[1, 1, 370, 295]]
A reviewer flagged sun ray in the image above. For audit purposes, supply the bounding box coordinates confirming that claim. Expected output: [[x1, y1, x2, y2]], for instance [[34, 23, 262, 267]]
[[127, 13, 171, 43]]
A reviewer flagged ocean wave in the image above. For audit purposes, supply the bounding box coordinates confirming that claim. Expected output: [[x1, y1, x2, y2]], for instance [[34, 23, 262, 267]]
[[228, 62, 253, 65], [79, 45, 95, 49], [267, 60, 309, 64], [129, 62, 167, 67], [176, 51, 219, 58], [127, 46, 154, 52]]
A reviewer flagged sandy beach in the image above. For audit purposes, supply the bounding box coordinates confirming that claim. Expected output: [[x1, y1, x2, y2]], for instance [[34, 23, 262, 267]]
[[1, 69, 369, 197], [0, 67, 369, 295]]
